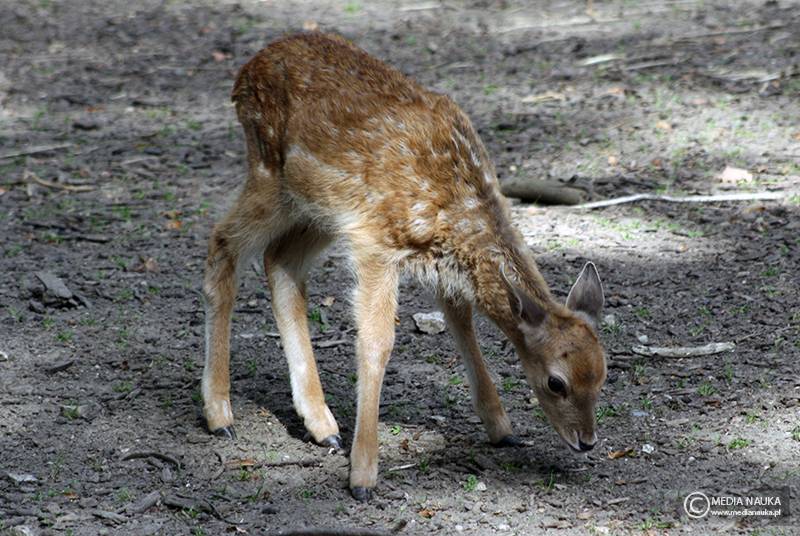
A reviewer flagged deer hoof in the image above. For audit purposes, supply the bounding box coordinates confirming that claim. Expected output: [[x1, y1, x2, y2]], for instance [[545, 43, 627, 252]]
[[319, 434, 343, 452], [212, 425, 237, 440], [493, 434, 522, 448], [351, 486, 373, 502]]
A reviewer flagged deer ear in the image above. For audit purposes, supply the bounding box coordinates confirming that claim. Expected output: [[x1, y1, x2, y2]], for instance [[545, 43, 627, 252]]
[[566, 262, 604, 327], [501, 265, 547, 327]]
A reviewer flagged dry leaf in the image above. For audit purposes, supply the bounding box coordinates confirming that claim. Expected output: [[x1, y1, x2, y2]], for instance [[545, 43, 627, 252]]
[[607, 155, 618, 166], [303, 20, 319, 31], [400, 438, 410, 451], [418, 508, 436, 519], [650, 158, 663, 169], [166, 219, 182, 230], [321, 296, 335, 307], [792, 132, 800, 141], [655, 120, 672, 132], [0, 187, 6, 196], [256, 407, 271, 417], [134, 256, 159, 273], [719, 166, 753, 184], [608, 448, 634, 459]]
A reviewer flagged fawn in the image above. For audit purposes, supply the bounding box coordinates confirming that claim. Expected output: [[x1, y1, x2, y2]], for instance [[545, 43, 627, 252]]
[[202, 32, 606, 501]]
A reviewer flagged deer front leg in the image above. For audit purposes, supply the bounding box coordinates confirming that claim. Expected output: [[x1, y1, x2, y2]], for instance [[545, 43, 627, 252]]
[[265, 230, 340, 449], [440, 296, 517, 446], [349, 258, 399, 502]]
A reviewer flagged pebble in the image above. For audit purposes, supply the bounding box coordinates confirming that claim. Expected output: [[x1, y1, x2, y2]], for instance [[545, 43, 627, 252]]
[[475, 481, 487, 492], [497, 523, 511, 531], [412, 311, 446, 334], [642, 443, 655, 454]]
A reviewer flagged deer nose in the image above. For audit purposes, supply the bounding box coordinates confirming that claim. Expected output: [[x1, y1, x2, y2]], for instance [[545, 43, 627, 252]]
[[578, 439, 595, 452]]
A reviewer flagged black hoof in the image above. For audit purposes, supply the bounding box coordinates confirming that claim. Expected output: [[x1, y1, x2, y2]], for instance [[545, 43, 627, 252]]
[[351, 486, 372, 502], [212, 426, 237, 440], [492, 434, 522, 448], [319, 434, 343, 451]]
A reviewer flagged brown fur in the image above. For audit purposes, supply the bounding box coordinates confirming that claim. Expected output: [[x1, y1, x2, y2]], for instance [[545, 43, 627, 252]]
[[202, 32, 607, 500]]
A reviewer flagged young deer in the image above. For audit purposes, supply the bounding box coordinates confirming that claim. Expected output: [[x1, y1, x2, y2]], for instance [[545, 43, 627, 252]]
[[203, 32, 606, 501]]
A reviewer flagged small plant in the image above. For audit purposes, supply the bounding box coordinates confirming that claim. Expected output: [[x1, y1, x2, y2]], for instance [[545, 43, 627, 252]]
[[502, 377, 518, 393], [62, 405, 80, 420], [246, 358, 258, 377], [791, 426, 800, 442], [634, 307, 651, 319], [344, 2, 360, 13], [113, 381, 133, 394], [418, 457, 430, 474], [42, 317, 55, 329], [697, 382, 716, 397], [596, 405, 619, 423], [728, 438, 751, 450], [298, 488, 315, 499], [463, 474, 478, 492], [56, 330, 73, 343], [116, 488, 132, 503], [448, 375, 463, 386], [641, 397, 653, 411], [389, 425, 402, 436], [308, 307, 329, 332], [537, 470, 556, 492], [745, 412, 760, 424]]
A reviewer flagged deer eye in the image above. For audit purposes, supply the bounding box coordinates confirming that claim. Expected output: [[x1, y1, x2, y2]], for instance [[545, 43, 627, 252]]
[[547, 376, 567, 396]]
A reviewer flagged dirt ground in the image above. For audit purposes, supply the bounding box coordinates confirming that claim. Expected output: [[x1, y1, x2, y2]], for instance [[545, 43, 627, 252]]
[[1, 1, 799, 534]]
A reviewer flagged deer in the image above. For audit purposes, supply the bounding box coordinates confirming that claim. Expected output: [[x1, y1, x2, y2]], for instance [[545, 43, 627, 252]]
[[202, 32, 607, 502]]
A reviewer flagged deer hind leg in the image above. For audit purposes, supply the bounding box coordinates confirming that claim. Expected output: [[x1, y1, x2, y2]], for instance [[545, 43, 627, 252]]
[[264, 226, 340, 449], [439, 296, 517, 446], [202, 175, 287, 439], [349, 254, 399, 501]]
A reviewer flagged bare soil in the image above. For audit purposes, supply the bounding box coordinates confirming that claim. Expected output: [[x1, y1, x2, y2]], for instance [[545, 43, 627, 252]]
[[1, 1, 799, 535]]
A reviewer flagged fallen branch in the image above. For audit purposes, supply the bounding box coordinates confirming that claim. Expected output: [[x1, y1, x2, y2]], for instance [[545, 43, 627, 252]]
[[266, 520, 407, 536], [572, 191, 786, 210], [632, 341, 735, 358], [501, 177, 587, 205], [121, 451, 182, 469], [0, 143, 73, 160]]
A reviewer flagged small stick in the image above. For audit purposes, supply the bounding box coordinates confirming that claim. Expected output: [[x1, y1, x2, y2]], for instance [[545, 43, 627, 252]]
[[387, 462, 418, 472], [267, 520, 407, 536], [677, 23, 785, 41], [254, 458, 322, 469], [121, 451, 182, 469], [0, 143, 73, 160], [25, 171, 95, 192], [632, 341, 735, 358], [572, 191, 786, 210]]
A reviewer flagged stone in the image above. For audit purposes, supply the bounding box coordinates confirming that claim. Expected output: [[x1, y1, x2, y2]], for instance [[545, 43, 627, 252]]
[[412, 311, 446, 334]]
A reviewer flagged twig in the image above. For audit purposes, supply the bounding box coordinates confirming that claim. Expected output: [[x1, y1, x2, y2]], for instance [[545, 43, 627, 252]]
[[211, 450, 225, 480], [25, 171, 95, 192], [121, 451, 182, 469], [254, 458, 322, 469], [632, 342, 735, 358], [387, 462, 418, 472], [267, 520, 407, 536], [572, 191, 787, 210], [315, 339, 350, 348], [0, 143, 73, 160], [677, 23, 785, 41]]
